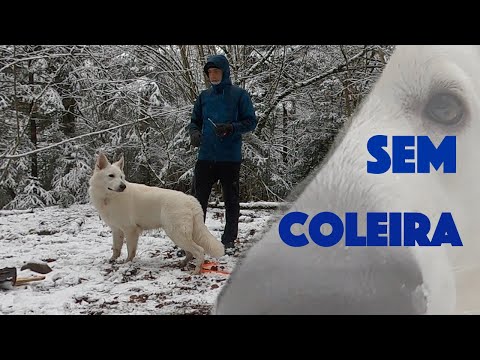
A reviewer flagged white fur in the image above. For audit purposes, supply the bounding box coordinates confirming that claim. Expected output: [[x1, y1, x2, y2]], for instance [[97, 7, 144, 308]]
[[345, 45, 480, 313], [88, 153, 224, 275], [214, 45, 480, 314]]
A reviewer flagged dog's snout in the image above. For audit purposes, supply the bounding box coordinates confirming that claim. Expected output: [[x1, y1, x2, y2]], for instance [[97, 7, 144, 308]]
[[214, 243, 428, 315], [119, 183, 126, 191]]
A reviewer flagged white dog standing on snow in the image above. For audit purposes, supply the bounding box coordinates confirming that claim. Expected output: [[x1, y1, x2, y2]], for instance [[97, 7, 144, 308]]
[[213, 45, 480, 315], [88, 153, 224, 274]]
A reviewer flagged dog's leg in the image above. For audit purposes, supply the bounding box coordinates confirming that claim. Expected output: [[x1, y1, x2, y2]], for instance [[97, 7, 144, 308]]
[[110, 227, 125, 263], [165, 224, 205, 275], [179, 251, 193, 268], [125, 226, 142, 262], [180, 244, 205, 275], [163, 218, 203, 273], [190, 248, 205, 275]]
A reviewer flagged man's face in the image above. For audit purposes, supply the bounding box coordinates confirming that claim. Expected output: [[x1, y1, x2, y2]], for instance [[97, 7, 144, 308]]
[[208, 67, 223, 85]]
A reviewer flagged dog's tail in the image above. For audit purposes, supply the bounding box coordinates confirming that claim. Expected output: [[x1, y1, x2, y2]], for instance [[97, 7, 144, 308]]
[[192, 206, 225, 258]]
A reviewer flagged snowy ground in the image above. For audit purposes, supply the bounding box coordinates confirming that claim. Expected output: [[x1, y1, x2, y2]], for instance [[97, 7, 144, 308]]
[[4, 201, 479, 315], [0, 202, 278, 315]]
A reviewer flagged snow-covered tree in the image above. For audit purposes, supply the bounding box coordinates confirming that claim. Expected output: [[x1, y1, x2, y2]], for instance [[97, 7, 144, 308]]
[[0, 45, 394, 209]]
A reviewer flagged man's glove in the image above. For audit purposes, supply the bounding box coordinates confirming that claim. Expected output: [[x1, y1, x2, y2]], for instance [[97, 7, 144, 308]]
[[214, 123, 233, 137], [190, 130, 202, 147]]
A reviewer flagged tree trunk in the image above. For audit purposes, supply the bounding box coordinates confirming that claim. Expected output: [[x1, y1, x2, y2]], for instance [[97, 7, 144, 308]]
[[28, 68, 38, 179], [61, 97, 76, 136], [196, 45, 210, 89], [282, 103, 288, 164], [179, 45, 198, 104], [340, 46, 352, 117]]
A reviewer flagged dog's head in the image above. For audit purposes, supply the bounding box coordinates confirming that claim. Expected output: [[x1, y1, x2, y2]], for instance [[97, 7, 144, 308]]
[[89, 153, 127, 193], [213, 45, 480, 315]]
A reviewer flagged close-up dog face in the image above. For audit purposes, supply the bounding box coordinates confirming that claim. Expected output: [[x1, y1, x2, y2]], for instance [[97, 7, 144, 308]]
[[213, 45, 480, 315], [91, 154, 127, 193]]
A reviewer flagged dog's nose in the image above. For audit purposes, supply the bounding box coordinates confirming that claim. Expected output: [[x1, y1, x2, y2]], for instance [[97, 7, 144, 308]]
[[214, 239, 428, 314], [120, 183, 126, 191], [213, 170, 454, 314]]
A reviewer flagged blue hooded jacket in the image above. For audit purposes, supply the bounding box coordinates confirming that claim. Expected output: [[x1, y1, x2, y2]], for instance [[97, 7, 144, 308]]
[[188, 54, 257, 162]]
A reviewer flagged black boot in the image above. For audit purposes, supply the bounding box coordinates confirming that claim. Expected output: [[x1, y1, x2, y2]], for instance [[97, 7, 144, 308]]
[[221, 234, 236, 256]]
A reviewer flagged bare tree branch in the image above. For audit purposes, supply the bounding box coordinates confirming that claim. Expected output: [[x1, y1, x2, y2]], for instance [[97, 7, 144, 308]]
[[0, 106, 190, 160], [258, 46, 375, 126]]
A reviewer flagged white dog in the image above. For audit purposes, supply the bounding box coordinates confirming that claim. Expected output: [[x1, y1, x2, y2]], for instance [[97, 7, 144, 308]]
[[213, 45, 480, 314], [88, 153, 224, 274]]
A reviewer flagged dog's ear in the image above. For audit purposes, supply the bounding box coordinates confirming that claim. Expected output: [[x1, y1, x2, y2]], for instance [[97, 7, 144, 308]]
[[114, 155, 124, 171], [96, 152, 110, 170]]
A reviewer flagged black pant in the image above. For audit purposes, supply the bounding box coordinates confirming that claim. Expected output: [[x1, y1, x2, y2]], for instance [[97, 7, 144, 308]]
[[192, 160, 241, 245]]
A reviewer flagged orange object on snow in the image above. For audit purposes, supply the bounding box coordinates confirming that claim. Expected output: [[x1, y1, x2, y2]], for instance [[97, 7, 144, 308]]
[[201, 261, 230, 275]]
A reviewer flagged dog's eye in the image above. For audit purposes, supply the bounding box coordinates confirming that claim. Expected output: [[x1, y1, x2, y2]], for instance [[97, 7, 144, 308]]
[[424, 92, 464, 125], [109, 174, 114, 178]]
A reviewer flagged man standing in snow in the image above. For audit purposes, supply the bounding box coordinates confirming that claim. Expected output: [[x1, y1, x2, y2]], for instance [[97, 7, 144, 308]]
[[187, 54, 257, 252]]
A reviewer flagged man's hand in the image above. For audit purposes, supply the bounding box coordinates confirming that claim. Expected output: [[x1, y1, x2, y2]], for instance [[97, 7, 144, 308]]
[[190, 130, 202, 147], [215, 123, 233, 137]]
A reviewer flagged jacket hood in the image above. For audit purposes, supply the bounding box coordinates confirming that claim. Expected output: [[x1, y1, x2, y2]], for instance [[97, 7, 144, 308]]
[[203, 54, 232, 90]]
